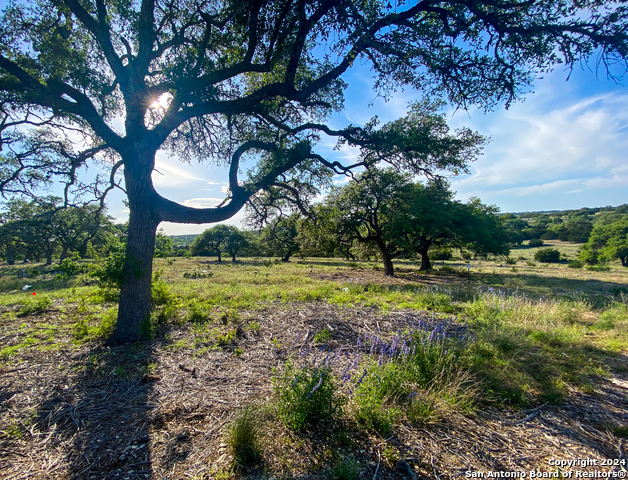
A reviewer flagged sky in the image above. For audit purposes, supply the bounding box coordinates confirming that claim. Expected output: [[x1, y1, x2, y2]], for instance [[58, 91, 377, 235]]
[[140, 61, 628, 235], [2, 1, 627, 235]]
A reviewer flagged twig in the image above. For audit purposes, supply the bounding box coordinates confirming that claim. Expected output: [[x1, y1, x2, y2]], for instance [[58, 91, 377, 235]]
[[505, 403, 548, 426], [399, 460, 418, 480], [373, 447, 381, 480]]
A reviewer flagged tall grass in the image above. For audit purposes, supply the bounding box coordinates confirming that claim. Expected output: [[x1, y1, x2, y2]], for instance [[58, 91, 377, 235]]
[[224, 407, 263, 469]]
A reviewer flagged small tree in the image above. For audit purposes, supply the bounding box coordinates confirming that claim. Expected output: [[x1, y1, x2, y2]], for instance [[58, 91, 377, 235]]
[[154, 230, 174, 258], [191, 225, 237, 263], [261, 215, 301, 262], [225, 228, 248, 263], [580, 217, 628, 267]]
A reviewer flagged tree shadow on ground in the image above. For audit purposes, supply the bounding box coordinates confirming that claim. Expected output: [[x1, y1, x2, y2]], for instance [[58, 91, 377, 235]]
[[469, 271, 628, 303], [33, 340, 161, 479]]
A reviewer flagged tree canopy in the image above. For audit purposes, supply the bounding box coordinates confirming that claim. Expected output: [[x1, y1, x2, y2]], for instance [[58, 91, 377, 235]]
[[580, 216, 628, 267], [320, 168, 509, 275], [1, 0, 627, 342]]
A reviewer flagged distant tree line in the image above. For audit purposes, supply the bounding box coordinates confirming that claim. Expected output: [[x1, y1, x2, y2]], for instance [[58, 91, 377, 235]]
[[3, 197, 626, 272], [499, 205, 628, 246], [0, 197, 114, 265]]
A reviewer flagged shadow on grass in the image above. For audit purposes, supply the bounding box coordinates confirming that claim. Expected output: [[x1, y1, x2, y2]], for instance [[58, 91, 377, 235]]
[[468, 321, 627, 406], [469, 271, 628, 303]]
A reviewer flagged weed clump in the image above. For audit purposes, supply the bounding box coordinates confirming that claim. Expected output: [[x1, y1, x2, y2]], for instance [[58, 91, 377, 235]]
[[353, 321, 471, 433], [330, 457, 360, 480], [18, 296, 52, 316], [224, 407, 263, 470], [273, 359, 343, 431]]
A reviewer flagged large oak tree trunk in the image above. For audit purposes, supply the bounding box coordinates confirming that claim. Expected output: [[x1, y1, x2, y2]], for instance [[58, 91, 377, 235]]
[[44, 248, 53, 266], [382, 250, 395, 276], [110, 150, 159, 345]]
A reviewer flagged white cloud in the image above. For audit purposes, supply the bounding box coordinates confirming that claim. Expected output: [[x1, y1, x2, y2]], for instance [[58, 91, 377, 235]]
[[152, 152, 207, 187], [454, 92, 628, 196], [159, 209, 248, 235], [181, 197, 225, 208]]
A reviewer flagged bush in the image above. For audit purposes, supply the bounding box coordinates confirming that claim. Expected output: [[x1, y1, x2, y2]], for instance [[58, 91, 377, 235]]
[[313, 328, 331, 343], [273, 360, 343, 431], [568, 260, 584, 269], [504, 257, 517, 265], [18, 296, 52, 316], [187, 300, 210, 324], [534, 248, 561, 263], [354, 323, 469, 433], [431, 249, 453, 261], [224, 407, 263, 469], [586, 264, 611, 272], [330, 458, 360, 480], [529, 238, 544, 247], [58, 253, 88, 276]]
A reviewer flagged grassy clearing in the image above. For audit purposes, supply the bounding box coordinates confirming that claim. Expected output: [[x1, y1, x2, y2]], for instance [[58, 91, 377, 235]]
[[0, 255, 627, 477]]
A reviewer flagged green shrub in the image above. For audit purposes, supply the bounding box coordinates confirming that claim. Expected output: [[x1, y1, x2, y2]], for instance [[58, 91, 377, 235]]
[[90, 239, 126, 288], [431, 249, 453, 261], [58, 253, 88, 276], [504, 257, 517, 265], [586, 264, 610, 272], [534, 248, 561, 263], [224, 407, 263, 469], [273, 360, 343, 431], [314, 328, 331, 343], [18, 296, 52, 316], [330, 457, 360, 480], [568, 260, 584, 269], [188, 300, 210, 324], [528, 238, 544, 247]]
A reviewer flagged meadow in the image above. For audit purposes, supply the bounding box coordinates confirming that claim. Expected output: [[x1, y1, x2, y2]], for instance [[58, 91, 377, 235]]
[[0, 242, 627, 479]]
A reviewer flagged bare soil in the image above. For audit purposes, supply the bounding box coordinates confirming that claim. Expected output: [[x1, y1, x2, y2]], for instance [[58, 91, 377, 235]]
[[1, 302, 627, 479]]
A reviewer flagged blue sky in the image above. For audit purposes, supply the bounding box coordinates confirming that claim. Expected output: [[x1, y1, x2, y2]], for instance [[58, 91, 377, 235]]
[[144, 62, 627, 235], [2, 0, 626, 235]]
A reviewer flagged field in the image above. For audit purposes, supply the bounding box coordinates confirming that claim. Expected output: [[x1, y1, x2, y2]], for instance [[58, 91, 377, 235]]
[[0, 243, 627, 480]]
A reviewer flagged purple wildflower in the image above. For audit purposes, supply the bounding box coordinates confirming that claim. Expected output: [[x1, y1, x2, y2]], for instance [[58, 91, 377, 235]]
[[356, 369, 368, 387], [308, 375, 324, 398]]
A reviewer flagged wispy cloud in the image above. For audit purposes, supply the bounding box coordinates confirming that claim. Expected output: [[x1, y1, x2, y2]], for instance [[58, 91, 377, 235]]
[[454, 92, 628, 198], [181, 197, 225, 208], [152, 153, 207, 187]]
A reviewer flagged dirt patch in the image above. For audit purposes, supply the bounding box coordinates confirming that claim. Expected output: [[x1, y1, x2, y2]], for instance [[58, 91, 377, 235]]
[[310, 267, 461, 286], [1, 303, 627, 479]]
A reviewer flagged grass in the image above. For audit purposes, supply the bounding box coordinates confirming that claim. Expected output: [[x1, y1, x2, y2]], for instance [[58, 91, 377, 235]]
[[0, 254, 627, 477], [224, 407, 263, 470], [273, 358, 344, 431]]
